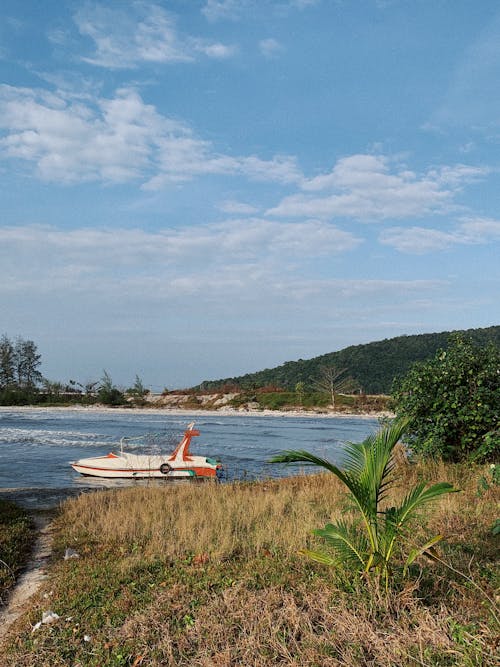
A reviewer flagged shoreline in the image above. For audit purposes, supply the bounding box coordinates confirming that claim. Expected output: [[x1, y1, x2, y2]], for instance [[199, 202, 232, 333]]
[[0, 405, 392, 420]]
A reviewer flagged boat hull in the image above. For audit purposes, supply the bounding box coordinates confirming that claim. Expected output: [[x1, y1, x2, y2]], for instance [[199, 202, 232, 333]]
[[70, 423, 220, 480], [70, 456, 218, 479]]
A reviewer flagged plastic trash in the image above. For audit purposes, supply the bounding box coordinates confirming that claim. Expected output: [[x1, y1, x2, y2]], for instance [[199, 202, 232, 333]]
[[32, 610, 60, 632], [64, 548, 80, 560], [42, 610, 60, 624]]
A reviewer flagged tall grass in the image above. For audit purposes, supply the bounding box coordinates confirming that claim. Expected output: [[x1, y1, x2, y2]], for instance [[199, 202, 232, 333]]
[[2, 463, 499, 666], [55, 474, 348, 560]]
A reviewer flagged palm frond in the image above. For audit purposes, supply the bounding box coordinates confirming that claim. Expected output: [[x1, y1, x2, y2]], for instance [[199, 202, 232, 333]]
[[314, 521, 369, 570], [404, 534, 444, 576], [299, 549, 336, 566], [392, 482, 457, 531], [270, 450, 362, 501]]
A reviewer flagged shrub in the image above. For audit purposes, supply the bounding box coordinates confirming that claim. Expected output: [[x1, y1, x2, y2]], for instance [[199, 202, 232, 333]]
[[392, 335, 500, 462]]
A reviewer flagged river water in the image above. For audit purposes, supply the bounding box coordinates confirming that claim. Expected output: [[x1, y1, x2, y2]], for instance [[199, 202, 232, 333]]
[[0, 408, 379, 506]]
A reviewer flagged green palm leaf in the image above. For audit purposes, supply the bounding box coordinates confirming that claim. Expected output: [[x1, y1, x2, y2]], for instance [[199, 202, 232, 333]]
[[404, 534, 445, 576], [390, 482, 457, 531], [313, 521, 369, 570], [271, 418, 456, 587]]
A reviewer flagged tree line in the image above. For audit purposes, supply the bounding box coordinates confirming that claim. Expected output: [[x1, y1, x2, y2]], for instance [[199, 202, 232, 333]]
[[0, 335, 148, 406], [0, 335, 43, 403]]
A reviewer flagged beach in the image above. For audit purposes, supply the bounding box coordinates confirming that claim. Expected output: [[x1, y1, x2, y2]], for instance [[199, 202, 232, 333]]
[[0, 404, 393, 420]]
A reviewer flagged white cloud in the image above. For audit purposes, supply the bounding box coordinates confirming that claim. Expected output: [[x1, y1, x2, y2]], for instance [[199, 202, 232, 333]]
[[202, 0, 319, 22], [380, 216, 500, 254], [2, 222, 455, 324], [218, 200, 260, 214], [202, 0, 248, 22], [75, 2, 235, 68], [0, 84, 301, 187], [379, 227, 459, 254], [259, 38, 284, 58], [193, 41, 237, 59], [0, 219, 362, 303], [0, 218, 359, 268], [267, 154, 488, 221], [459, 216, 500, 240]]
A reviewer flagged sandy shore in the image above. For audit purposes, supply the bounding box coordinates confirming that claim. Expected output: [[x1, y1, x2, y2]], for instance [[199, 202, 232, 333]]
[[0, 405, 393, 420]]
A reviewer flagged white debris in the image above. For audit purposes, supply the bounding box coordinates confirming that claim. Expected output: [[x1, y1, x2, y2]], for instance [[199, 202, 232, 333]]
[[42, 610, 60, 624], [32, 610, 60, 631], [64, 548, 80, 560], [83, 634, 91, 642]]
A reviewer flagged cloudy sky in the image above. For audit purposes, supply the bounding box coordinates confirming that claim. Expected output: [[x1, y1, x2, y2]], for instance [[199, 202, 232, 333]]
[[1, 0, 499, 389]]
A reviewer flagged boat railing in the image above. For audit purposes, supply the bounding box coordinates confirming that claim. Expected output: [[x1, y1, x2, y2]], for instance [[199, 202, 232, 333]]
[[118, 433, 177, 455]]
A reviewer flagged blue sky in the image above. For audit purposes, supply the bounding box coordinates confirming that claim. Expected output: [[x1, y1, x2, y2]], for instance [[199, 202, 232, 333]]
[[1, 0, 499, 390]]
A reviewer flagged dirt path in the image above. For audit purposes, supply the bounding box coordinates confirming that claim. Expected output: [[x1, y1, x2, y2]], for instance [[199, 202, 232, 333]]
[[0, 514, 54, 641]]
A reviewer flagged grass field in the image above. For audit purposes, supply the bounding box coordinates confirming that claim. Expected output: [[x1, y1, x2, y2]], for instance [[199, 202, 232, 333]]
[[0, 500, 34, 604], [1, 462, 498, 666]]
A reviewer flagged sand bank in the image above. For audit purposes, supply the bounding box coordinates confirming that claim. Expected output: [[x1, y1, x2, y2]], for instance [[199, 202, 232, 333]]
[[0, 405, 392, 420]]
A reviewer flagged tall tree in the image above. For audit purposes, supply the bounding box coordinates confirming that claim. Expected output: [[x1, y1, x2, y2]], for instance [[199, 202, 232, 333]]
[[14, 337, 43, 389], [0, 335, 16, 388]]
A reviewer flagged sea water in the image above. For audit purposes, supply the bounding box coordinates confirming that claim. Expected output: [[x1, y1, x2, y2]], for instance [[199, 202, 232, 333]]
[[0, 408, 379, 492]]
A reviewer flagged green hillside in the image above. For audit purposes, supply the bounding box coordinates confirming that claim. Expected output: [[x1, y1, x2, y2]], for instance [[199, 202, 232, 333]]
[[198, 326, 500, 394]]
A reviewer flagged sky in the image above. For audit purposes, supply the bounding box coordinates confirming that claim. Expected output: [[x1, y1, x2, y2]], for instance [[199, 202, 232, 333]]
[[1, 0, 499, 390]]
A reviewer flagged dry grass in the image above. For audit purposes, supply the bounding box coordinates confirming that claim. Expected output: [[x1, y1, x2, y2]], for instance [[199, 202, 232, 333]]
[[55, 474, 349, 560], [2, 463, 499, 666]]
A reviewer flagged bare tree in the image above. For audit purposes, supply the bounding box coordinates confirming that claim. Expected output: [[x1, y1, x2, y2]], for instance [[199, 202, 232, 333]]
[[313, 365, 359, 408]]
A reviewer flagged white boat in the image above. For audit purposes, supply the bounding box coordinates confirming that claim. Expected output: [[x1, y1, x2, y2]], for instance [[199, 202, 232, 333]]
[[70, 422, 221, 479]]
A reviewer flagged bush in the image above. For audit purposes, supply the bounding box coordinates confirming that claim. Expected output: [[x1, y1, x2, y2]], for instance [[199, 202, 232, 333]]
[[97, 371, 125, 406], [392, 335, 500, 462]]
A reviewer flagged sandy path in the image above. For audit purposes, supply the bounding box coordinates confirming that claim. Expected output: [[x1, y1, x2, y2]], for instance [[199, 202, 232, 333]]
[[0, 514, 54, 641]]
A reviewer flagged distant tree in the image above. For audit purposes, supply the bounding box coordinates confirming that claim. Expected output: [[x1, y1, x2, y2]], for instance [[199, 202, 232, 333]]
[[392, 335, 500, 462], [14, 337, 42, 389], [127, 375, 147, 397], [313, 365, 359, 408], [97, 370, 125, 406], [295, 381, 305, 406], [126, 375, 149, 404], [0, 335, 16, 389]]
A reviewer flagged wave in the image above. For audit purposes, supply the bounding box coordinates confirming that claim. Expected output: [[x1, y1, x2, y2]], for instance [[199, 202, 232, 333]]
[[0, 428, 115, 448]]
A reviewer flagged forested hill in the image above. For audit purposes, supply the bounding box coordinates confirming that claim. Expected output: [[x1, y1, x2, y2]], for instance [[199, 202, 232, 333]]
[[197, 326, 500, 395]]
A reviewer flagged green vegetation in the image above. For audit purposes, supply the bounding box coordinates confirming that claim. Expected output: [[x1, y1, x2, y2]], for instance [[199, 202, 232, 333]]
[[0, 500, 34, 603], [227, 388, 390, 412], [271, 420, 456, 590], [1, 464, 498, 666], [392, 335, 500, 463], [2, 326, 499, 407], [0, 333, 151, 407], [0, 335, 43, 405], [198, 325, 500, 394], [97, 371, 126, 407], [311, 365, 359, 408], [125, 375, 149, 406]]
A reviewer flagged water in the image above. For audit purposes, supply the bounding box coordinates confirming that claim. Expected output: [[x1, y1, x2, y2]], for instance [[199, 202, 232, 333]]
[[0, 408, 379, 498]]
